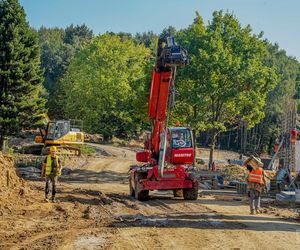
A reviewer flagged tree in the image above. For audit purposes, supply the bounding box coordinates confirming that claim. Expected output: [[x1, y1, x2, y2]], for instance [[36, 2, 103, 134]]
[[64, 24, 93, 46], [60, 34, 151, 139], [257, 43, 299, 153], [38, 24, 93, 118], [135, 31, 157, 48], [0, 0, 45, 149], [175, 11, 277, 165], [160, 26, 177, 37], [213, 43, 299, 155], [38, 27, 66, 91]]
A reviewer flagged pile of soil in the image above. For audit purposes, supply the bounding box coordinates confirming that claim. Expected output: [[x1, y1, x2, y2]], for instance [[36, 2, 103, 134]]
[[0, 153, 32, 215], [85, 133, 104, 143], [219, 164, 248, 182], [219, 165, 276, 184], [0, 153, 25, 190], [110, 136, 143, 148], [197, 148, 240, 160]]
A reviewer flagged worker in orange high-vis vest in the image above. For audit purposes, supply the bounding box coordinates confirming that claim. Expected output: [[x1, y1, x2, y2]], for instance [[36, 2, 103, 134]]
[[245, 160, 267, 215], [41, 146, 62, 202]]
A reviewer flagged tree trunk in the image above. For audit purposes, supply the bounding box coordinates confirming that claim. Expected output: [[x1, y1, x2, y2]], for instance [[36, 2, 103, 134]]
[[209, 128, 216, 169], [204, 132, 210, 147], [227, 130, 231, 149]]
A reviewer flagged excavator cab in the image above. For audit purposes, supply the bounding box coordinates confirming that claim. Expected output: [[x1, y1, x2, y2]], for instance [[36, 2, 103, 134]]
[[46, 121, 70, 140], [169, 128, 192, 149]]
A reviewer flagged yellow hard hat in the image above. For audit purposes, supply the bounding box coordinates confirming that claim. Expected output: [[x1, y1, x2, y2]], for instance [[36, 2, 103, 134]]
[[50, 146, 57, 152]]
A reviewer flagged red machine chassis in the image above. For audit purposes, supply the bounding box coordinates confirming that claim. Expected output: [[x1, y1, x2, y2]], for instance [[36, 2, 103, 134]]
[[129, 35, 198, 201]]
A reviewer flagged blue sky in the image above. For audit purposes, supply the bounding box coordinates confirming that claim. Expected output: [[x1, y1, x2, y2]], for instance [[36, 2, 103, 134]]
[[19, 0, 300, 61]]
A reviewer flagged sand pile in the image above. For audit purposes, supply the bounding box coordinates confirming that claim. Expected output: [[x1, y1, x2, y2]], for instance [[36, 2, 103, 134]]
[[0, 152, 31, 215], [219, 165, 276, 183], [85, 133, 104, 143], [0, 153, 25, 190], [219, 165, 248, 182]]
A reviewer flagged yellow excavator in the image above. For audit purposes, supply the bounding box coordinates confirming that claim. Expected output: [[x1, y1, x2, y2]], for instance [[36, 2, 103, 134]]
[[35, 120, 84, 155]]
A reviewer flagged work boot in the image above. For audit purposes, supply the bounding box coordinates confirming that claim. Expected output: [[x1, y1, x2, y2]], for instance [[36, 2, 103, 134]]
[[51, 196, 57, 203], [45, 196, 49, 202], [250, 209, 255, 215], [256, 209, 262, 214]]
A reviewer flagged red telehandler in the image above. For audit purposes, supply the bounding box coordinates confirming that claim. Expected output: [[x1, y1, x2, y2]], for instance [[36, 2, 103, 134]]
[[129, 35, 199, 201]]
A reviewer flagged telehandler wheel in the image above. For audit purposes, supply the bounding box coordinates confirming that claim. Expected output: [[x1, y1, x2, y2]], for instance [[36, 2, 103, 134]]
[[135, 188, 149, 201], [183, 180, 199, 200], [173, 189, 183, 197], [134, 174, 149, 201], [129, 176, 135, 197]]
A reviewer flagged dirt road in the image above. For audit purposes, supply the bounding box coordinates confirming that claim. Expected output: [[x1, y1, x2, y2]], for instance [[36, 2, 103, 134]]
[[1, 144, 299, 249]]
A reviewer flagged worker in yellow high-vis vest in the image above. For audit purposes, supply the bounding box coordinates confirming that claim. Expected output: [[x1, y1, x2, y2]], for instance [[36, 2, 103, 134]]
[[41, 146, 62, 202]]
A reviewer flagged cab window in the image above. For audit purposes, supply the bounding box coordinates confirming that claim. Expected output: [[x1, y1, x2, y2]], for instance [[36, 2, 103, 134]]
[[171, 130, 192, 149]]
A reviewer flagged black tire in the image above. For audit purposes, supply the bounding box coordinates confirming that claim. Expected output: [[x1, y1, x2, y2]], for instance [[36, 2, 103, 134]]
[[135, 189, 149, 201], [129, 176, 135, 197], [183, 180, 199, 200], [173, 189, 183, 197], [134, 173, 149, 201]]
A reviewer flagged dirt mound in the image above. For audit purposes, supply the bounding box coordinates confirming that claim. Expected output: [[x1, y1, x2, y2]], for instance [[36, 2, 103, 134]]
[[85, 133, 104, 143], [0, 153, 25, 190], [219, 165, 276, 184], [219, 164, 248, 182], [110, 136, 143, 148], [0, 152, 32, 215]]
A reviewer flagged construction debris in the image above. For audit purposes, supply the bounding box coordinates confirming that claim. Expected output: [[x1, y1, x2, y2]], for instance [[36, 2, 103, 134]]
[[276, 191, 295, 202], [219, 165, 249, 183]]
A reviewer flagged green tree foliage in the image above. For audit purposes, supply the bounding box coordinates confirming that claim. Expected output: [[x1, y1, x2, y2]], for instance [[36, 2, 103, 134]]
[[60, 34, 151, 139], [0, 0, 45, 148], [175, 11, 278, 164], [161, 26, 177, 37], [135, 31, 157, 48], [39, 27, 65, 91], [64, 24, 93, 46], [257, 43, 299, 152], [38, 24, 93, 118], [216, 44, 299, 155]]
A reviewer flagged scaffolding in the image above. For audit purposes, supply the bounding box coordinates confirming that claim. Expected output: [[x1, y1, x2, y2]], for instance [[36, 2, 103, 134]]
[[278, 100, 297, 172]]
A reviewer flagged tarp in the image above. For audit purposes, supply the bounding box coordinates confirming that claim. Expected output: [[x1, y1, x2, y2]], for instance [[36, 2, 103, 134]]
[[295, 141, 300, 171]]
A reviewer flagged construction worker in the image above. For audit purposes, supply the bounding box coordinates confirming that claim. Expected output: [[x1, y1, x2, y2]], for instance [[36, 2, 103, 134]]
[[41, 146, 62, 202], [275, 164, 289, 191], [245, 157, 267, 215]]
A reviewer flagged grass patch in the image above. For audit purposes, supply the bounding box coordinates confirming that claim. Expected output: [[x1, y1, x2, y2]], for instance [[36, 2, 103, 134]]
[[80, 144, 96, 155]]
